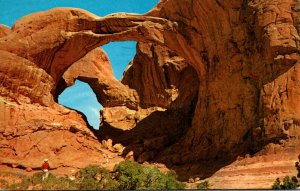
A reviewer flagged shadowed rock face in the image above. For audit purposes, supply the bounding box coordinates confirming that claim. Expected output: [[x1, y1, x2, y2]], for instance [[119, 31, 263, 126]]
[[1, 0, 300, 188], [98, 42, 199, 164], [122, 42, 198, 109]]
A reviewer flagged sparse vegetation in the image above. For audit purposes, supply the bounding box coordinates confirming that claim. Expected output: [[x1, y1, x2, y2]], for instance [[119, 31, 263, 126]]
[[7, 172, 78, 190], [76, 165, 119, 190], [0, 171, 27, 189], [0, 161, 185, 190], [114, 160, 185, 190], [272, 153, 300, 189], [197, 180, 211, 189], [272, 176, 297, 189]]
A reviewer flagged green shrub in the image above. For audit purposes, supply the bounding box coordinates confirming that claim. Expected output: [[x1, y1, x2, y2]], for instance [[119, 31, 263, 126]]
[[102, 179, 120, 190], [272, 176, 297, 190], [2, 172, 30, 190], [7, 172, 78, 190], [282, 176, 297, 189], [8, 176, 32, 190], [197, 180, 211, 189], [42, 175, 78, 190], [0, 171, 27, 189], [2, 162, 185, 190], [31, 171, 44, 185], [77, 164, 119, 190], [114, 160, 185, 190], [272, 178, 281, 189], [114, 160, 144, 190], [79, 178, 101, 190], [137, 166, 166, 189], [163, 170, 185, 189], [77, 165, 110, 180]]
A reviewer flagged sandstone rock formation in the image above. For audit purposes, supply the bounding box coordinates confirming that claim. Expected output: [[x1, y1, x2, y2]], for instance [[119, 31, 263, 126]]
[[98, 42, 199, 162], [0, 25, 11, 38], [0, 50, 54, 106], [59, 47, 139, 110], [1, 0, 300, 188], [146, 0, 299, 164], [122, 42, 198, 109], [0, 47, 125, 173]]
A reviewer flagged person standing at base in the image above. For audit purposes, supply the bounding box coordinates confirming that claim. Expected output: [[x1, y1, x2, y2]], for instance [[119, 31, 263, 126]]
[[41, 159, 50, 180]]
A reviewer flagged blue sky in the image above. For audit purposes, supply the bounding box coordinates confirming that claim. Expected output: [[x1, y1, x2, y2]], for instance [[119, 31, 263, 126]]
[[0, 0, 159, 129]]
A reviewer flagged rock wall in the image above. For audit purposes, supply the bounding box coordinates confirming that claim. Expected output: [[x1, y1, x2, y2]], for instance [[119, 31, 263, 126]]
[[98, 42, 199, 163], [143, 0, 300, 164], [122, 42, 198, 109], [0, 28, 129, 171]]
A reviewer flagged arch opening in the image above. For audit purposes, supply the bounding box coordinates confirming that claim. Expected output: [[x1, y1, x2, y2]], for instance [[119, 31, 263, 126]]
[[58, 79, 102, 130], [102, 41, 137, 80], [56, 40, 139, 130]]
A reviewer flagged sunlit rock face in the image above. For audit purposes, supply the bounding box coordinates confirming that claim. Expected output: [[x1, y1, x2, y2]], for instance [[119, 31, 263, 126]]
[[0, 46, 125, 172], [59, 47, 139, 110], [1, 0, 300, 188]]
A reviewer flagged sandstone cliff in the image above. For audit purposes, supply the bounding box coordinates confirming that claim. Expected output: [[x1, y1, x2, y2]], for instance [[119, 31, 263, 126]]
[[0, 46, 125, 174], [98, 42, 199, 163]]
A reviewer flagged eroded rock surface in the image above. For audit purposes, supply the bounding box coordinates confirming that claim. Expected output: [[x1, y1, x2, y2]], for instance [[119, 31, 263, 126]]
[[60, 47, 139, 110], [98, 42, 199, 162], [0, 25, 11, 38], [122, 42, 198, 109]]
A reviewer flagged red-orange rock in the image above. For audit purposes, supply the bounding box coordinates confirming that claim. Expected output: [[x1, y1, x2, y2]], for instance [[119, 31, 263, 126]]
[[0, 25, 11, 38], [0, 101, 124, 171], [60, 47, 139, 109], [98, 43, 199, 158], [122, 42, 198, 109], [0, 50, 54, 106]]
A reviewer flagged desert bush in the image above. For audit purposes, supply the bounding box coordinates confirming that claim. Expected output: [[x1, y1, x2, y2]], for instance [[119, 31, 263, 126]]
[[114, 160, 144, 190], [281, 176, 297, 189], [41, 175, 78, 190], [2, 162, 185, 190], [7, 176, 32, 190], [197, 180, 211, 189], [78, 178, 101, 190], [30, 172, 44, 185], [272, 178, 281, 189], [0, 171, 29, 190], [135, 165, 166, 189], [77, 164, 119, 190], [0, 171, 27, 189], [77, 165, 110, 180], [7, 172, 77, 190], [114, 160, 185, 190], [159, 170, 185, 189], [272, 176, 297, 190]]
